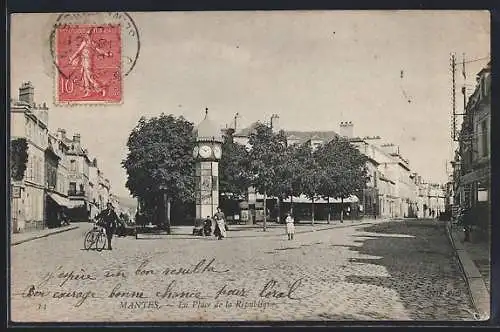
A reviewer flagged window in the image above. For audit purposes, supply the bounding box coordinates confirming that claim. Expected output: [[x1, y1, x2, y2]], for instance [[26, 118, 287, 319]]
[[481, 120, 488, 157], [33, 157, 37, 182], [70, 160, 76, 172]]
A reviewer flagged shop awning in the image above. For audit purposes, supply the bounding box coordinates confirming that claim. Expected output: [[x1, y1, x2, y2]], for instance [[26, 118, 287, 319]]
[[460, 166, 490, 185], [68, 200, 86, 208], [48, 193, 70, 207], [282, 194, 359, 204]]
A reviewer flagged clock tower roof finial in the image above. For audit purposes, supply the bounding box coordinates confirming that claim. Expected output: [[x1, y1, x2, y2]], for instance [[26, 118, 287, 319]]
[[194, 107, 222, 142]]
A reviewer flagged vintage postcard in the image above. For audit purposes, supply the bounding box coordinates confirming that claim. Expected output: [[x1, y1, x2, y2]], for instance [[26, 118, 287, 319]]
[[9, 11, 490, 323]]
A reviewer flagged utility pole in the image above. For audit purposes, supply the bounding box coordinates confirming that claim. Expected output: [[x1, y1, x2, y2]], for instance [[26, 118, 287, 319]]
[[462, 53, 467, 113], [451, 53, 457, 142]]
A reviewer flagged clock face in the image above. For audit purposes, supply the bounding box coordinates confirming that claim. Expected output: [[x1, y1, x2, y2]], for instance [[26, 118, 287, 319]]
[[213, 145, 222, 159], [192, 146, 199, 158], [199, 145, 212, 158]]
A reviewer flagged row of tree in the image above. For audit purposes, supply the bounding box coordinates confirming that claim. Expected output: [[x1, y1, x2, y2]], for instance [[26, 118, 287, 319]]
[[122, 114, 368, 231], [220, 123, 368, 229]]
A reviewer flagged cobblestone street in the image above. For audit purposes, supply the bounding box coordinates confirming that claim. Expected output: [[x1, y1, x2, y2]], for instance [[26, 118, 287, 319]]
[[10, 219, 477, 322]]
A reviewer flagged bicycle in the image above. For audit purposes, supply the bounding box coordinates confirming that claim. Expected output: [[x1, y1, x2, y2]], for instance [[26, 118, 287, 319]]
[[84, 223, 107, 251]]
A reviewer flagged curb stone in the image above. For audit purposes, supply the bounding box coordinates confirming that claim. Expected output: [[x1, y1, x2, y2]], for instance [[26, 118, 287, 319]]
[[445, 221, 490, 321], [11, 225, 80, 246]]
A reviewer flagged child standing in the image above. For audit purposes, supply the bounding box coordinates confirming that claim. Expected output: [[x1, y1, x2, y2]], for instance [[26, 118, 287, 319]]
[[285, 213, 295, 240]]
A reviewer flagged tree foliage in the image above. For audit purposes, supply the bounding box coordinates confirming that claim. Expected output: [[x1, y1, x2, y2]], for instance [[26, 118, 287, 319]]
[[247, 123, 288, 195], [10, 138, 28, 181], [296, 141, 323, 202], [219, 128, 252, 198], [316, 137, 369, 200], [122, 114, 196, 204]]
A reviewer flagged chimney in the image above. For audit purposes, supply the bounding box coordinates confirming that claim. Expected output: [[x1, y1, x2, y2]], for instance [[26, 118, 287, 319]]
[[73, 133, 81, 150], [339, 121, 354, 138], [270, 114, 280, 133], [57, 128, 66, 141], [19, 81, 35, 105]]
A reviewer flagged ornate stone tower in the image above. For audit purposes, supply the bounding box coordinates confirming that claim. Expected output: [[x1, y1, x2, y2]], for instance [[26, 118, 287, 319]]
[[193, 108, 223, 222]]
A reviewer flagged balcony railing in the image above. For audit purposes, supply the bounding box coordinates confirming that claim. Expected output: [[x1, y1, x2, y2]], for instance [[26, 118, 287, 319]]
[[68, 189, 86, 197]]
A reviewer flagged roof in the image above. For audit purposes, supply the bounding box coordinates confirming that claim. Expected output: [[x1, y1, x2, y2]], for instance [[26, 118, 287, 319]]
[[287, 134, 300, 140], [234, 121, 261, 137], [285, 130, 339, 145], [233, 124, 339, 145], [193, 110, 223, 141]]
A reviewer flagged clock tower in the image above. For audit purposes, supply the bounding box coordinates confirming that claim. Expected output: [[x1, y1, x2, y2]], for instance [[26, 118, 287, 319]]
[[193, 108, 223, 223]]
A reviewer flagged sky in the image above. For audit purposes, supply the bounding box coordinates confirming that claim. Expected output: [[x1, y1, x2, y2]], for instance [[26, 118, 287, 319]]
[[10, 11, 490, 198]]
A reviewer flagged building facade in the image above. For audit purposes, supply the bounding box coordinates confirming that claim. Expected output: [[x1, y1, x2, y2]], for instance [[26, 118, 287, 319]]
[[44, 133, 68, 228], [55, 129, 70, 202], [10, 82, 49, 232], [10, 80, 123, 231], [454, 62, 490, 229], [65, 133, 92, 221]]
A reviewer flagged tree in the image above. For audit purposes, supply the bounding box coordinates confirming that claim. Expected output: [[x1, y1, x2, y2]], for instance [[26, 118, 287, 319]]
[[268, 141, 296, 223], [10, 138, 28, 181], [316, 137, 368, 222], [296, 141, 323, 224], [122, 114, 195, 233], [247, 123, 287, 231], [219, 128, 251, 198]]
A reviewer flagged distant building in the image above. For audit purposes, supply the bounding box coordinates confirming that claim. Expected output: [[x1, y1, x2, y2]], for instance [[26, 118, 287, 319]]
[[88, 158, 100, 219], [54, 129, 71, 204], [344, 122, 418, 219], [44, 132, 71, 227], [65, 132, 92, 221]]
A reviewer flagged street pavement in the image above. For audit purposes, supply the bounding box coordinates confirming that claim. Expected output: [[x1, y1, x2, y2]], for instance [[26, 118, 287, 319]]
[[10, 219, 477, 322]]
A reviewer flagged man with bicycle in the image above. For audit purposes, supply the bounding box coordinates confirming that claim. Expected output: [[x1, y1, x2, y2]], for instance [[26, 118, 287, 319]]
[[95, 202, 119, 250]]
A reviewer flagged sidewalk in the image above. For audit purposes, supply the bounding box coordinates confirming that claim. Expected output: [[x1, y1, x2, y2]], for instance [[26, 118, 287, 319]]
[[136, 218, 389, 240], [11, 224, 80, 246], [446, 221, 490, 319]]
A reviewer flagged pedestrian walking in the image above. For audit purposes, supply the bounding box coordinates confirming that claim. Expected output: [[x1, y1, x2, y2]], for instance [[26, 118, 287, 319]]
[[213, 207, 227, 240], [95, 202, 119, 250], [285, 213, 295, 240]]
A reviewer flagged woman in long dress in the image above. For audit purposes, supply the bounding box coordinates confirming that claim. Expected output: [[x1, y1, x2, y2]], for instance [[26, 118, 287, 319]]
[[213, 207, 227, 240], [285, 213, 295, 240]]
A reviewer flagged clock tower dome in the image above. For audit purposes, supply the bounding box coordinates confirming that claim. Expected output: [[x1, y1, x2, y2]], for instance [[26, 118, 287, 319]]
[[193, 108, 223, 224]]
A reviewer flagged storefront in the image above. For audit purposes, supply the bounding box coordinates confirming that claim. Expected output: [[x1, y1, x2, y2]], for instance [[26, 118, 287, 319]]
[[45, 191, 70, 228], [459, 165, 490, 229]]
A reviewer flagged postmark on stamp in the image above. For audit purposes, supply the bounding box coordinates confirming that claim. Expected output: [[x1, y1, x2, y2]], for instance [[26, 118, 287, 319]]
[[49, 12, 140, 105], [55, 24, 121, 104]]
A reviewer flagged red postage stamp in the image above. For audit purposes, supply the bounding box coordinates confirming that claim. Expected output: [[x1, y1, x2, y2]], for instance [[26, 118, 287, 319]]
[[55, 24, 122, 104]]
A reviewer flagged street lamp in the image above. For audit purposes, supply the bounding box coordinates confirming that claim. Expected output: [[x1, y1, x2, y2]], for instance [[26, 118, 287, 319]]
[[159, 184, 170, 234]]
